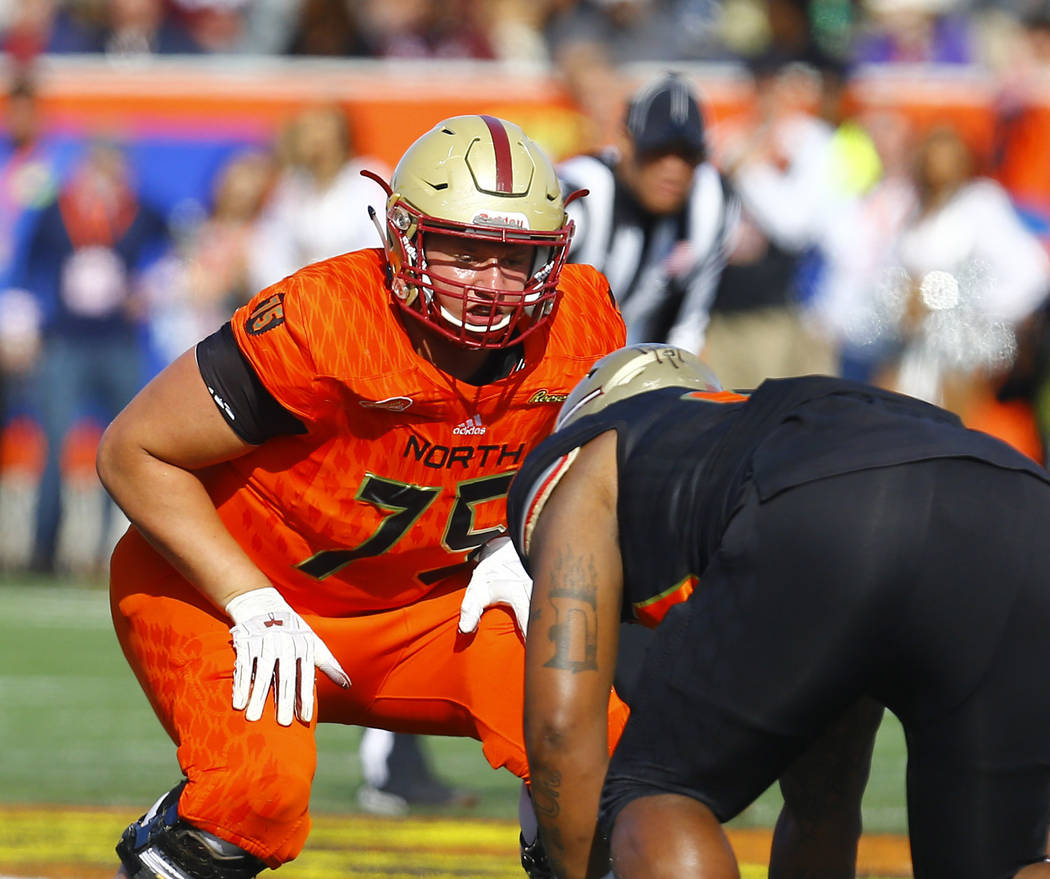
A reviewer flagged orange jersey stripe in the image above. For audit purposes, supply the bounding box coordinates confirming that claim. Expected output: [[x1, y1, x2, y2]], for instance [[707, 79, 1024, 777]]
[[684, 389, 749, 404], [633, 573, 698, 627]]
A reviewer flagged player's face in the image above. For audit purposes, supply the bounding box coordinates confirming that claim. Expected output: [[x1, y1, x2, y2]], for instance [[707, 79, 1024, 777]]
[[633, 149, 699, 215], [423, 232, 533, 328]]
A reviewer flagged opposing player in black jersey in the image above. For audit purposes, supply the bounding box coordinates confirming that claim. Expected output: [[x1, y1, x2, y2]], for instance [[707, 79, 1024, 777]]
[[508, 344, 1050, 879], [559, 73, 879, 879]]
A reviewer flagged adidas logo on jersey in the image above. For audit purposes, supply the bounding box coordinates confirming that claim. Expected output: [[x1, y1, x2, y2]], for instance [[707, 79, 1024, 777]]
[[453, 414, 486, 436]]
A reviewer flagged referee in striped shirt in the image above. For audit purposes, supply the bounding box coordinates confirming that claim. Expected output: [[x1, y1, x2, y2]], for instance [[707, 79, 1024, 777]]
[[559, 72, 739, 353]]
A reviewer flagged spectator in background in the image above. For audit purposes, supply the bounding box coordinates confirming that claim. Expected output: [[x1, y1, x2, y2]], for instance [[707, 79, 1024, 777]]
[[853, 0, 975, 65], [477, 0, 558, 63], [0, 288, 42, 427], [14, 139, 171, 574], [546, 0, 727, 68], [708, 57, 870, 389], [166, 0, 248, 52], [32, 0, 203, 56], [545, 0, 727, 147], [814, 107, 918, 381], [726, 0, 852, 71], [248, 103, 388, 291], [0, 69, 62, 573], [360, 0, 497, 59], [559, 73, 739, 352], [0, 72, 62, 292], [144, 148, 277, 366], [234, 0, 304, 54], [991, 5, 1050, 244], [977, 297, 1050, 465], [286, 0, 377, 56], [859, 125, 1050, 418], [102, 0, 202, 56], [2, 0, 63, 62], [0, 284, 44, 572], [718, 0, 856, 64]]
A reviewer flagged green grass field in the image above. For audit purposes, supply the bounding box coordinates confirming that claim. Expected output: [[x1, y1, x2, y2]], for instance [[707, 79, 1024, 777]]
[[0, 577, 911, 877]]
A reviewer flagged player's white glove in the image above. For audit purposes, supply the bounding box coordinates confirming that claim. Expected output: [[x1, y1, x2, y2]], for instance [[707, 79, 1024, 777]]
[[226, 587, 350, 726], [458, 536, 533, 639]]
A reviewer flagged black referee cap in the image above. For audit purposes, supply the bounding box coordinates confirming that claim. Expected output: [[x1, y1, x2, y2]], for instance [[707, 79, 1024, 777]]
[[625, 73, 707, 159]]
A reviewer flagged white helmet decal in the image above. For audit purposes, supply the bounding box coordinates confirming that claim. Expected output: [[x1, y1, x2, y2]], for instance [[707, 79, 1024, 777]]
[[556, 344, 722, 430]]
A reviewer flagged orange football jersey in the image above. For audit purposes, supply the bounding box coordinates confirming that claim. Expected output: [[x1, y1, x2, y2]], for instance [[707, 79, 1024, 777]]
[[211, 248, 625, 616]]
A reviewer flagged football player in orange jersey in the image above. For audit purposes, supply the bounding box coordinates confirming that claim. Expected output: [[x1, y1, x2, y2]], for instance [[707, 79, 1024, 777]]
[[96, 115, 629, 879]]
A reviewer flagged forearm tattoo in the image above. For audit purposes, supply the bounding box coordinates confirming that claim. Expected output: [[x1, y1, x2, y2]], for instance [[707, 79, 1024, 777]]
[[532, 767, 569, 871], [531, 766, 561, 821], [543, 545, 599, 673]]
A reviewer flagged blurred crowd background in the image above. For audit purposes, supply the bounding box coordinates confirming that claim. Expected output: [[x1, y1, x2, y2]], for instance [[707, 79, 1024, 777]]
[[3, 0, 1050, 579], [3, 0, 1050, 73]]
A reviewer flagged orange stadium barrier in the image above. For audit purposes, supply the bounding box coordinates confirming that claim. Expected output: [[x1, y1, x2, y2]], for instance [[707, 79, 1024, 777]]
[[8, 57, 1048, 170], [19, 58, 627, 165]]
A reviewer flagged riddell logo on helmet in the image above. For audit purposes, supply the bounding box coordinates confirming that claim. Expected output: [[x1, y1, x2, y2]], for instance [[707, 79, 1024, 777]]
[[473, 211, 529, 230]]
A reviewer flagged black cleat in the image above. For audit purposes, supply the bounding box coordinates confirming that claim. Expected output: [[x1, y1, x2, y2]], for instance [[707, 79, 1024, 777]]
[[117, 780, 266, 879]]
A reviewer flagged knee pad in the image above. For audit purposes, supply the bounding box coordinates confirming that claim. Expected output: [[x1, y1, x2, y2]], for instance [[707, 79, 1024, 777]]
[[116, 780, 266, 879]]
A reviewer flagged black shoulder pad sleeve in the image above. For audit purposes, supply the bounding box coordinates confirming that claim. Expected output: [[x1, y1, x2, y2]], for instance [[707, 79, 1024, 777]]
[[195, 322, 307, 445]]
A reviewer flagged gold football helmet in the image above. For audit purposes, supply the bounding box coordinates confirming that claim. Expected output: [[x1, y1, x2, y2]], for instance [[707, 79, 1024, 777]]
[[556, 344, 722, 430], [367, 115, 576, 349]]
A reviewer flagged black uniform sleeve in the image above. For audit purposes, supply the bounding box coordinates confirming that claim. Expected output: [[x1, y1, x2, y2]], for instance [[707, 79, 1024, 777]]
[[195, 322, 307, 444]]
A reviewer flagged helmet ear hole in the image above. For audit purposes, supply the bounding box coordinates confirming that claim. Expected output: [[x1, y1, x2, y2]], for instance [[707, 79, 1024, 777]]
[[381, 115, 575, 350]]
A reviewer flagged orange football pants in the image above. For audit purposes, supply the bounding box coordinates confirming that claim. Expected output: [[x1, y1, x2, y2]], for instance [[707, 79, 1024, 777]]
[[110, 528, 630, 867]]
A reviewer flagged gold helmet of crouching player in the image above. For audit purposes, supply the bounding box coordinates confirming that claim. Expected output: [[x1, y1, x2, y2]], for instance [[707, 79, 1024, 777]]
[[556, 344, 722, 430], [377, 114, 579, 348], [366, 115, 578, 350]]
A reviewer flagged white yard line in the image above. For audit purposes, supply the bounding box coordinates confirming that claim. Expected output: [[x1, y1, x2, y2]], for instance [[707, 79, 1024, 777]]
[[0, 586, 110, 629]]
